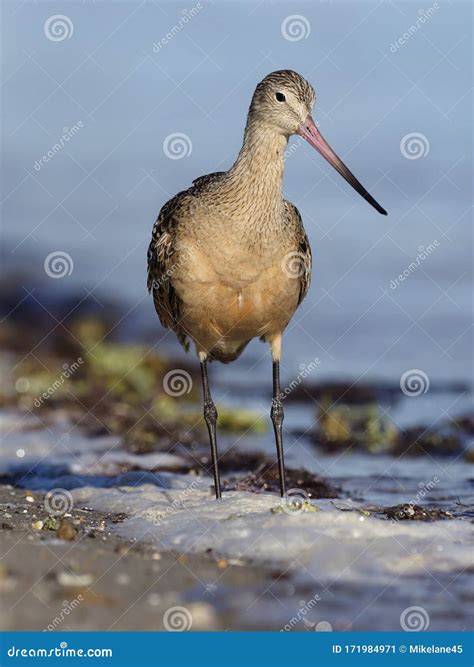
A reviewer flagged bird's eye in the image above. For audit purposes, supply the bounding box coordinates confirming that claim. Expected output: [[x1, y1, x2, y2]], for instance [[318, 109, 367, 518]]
[[275, 92, 286, 103]]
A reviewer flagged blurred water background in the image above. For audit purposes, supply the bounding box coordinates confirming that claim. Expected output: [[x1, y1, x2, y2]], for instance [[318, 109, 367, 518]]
[[2, 0, 472, 411]]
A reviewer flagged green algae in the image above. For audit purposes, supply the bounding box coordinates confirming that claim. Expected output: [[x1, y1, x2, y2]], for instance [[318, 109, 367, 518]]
[[317, 400, 398, 453]]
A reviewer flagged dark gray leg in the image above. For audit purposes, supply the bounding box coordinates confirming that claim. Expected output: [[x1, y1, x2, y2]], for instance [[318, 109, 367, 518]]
[[200, 360, 222, 499], [271, 360, 286, 497]]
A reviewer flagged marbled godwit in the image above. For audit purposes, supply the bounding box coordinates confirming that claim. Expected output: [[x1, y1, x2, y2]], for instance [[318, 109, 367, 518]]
[[147, 70, 386, 499]]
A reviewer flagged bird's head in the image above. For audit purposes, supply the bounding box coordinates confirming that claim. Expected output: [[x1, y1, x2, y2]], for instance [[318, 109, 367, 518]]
[[248, 70, 387, 215], [249, 69, 316, 136]]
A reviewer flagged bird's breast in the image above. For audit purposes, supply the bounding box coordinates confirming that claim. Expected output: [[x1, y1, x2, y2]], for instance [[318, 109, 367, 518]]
[[172, 239, 301, 349]]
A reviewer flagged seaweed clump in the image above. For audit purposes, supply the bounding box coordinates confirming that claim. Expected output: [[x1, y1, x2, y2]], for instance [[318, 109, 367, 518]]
[[223, 466, 339, 499], [314, 397, 471, 459], [381, 504, 453, 522], [316, 400, 398, 454]]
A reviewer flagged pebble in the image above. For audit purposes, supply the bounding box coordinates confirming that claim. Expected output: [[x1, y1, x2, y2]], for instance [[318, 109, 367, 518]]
[[0, 563, 15, 593], [189, 603, 216, 630], [57, 572, 94, 588], [43, 516, 59, 531], [56, 519, 77, 541], [114, 544, 130, 556], [147, 592, 161, 606], [31, 520, 44, 530], [116, 573, 131, 585], [315, 621, 333, 632]]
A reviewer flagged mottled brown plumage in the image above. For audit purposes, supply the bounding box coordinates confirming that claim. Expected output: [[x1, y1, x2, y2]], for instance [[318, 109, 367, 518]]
[[147, 70, 386, 499], [147, 70, 313, 363]]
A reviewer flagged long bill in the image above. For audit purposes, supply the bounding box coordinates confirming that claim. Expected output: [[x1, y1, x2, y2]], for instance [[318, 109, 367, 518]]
[[298, 116, 387, 216]]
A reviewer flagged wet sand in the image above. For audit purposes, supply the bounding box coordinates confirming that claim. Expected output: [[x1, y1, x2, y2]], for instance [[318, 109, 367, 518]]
[[0, 486, 277, 632]]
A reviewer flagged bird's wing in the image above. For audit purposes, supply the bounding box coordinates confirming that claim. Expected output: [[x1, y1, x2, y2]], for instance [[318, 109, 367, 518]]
[[284, 200, 312, 306], [147, 193, 189, 349], [147, 172, 227, 351]]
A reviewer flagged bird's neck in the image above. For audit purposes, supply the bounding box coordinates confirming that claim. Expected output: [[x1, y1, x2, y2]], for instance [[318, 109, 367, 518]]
[[228, 123, 288, 207]]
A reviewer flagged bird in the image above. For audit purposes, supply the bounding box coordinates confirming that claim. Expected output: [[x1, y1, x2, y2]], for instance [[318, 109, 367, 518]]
[[147, 70, 386, 500]]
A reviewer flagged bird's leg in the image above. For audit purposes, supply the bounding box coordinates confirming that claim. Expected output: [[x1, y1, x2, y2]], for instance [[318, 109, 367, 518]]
[[271, 359, 286, 497], [200, 359, 222, 499]]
